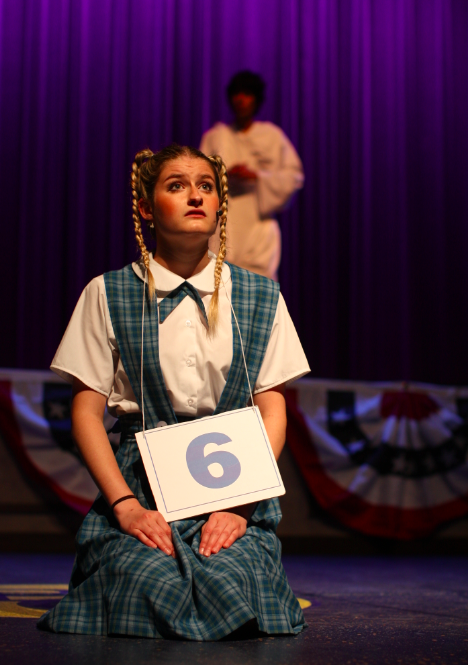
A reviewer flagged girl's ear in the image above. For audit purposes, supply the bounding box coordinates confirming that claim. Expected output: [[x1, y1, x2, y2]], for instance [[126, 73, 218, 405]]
[[138, 198, 153, 220]]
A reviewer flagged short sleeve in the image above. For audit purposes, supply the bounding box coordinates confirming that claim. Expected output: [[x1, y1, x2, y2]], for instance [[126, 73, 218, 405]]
[[50, 276, 116, 397], [254, 293, 310, 393]]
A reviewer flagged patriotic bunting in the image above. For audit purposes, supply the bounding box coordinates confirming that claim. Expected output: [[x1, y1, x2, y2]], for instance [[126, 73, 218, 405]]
[[0, 369, 118, 514], [286, 379, 468, 539], [1, 369, 467, 539]]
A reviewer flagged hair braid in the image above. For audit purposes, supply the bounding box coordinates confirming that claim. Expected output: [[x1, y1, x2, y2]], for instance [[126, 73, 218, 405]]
[[131, 149, 156, 299], [130, 144, 228, 318], [207, 155, 229, 333]]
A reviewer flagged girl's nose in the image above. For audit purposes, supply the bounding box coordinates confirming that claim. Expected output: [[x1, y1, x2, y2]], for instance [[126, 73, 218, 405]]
[[188, 188, 202, 206]]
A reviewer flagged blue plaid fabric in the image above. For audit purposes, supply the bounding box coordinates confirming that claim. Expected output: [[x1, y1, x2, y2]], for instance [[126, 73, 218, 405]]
[[37, 262, 305, 640]]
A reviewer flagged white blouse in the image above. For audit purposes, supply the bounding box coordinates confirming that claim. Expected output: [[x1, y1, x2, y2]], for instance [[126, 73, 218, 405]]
[[51, 254, 310, 418]]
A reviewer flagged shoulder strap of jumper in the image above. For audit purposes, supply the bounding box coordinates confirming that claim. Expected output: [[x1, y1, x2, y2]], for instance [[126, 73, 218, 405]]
[[214, 263, 280, 414], [104, 265, 176, 428]]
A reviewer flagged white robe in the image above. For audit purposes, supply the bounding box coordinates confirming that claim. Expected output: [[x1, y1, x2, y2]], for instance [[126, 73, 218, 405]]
[[200, 121, 304, 280]]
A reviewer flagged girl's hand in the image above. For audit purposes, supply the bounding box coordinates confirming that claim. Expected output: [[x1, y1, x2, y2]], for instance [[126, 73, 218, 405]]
[[114, 499, 175, 557], [199, 511, 248, 557]]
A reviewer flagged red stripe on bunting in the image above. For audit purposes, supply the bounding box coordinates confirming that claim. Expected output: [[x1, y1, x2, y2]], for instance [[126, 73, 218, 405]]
[[380, 391, 439, 421], [0, 380, 92, 514], [285, 388, 468, 540]]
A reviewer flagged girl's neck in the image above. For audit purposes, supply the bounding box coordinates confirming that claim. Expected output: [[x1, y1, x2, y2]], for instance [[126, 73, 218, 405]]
[[153, 245, 211, 280]]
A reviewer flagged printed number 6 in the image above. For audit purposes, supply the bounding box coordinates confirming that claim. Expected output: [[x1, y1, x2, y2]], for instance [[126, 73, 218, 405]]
[[186, 432, 241, 489]]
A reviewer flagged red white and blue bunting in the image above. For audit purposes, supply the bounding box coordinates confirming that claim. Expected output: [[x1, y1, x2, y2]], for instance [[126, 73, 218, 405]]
[[0, 369, 117, 514], [286, 379, 468, 539], [1, 370, 468, 538]]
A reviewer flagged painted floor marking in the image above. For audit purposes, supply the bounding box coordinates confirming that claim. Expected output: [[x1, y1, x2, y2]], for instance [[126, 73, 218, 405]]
[[0, 584, 68, 618], [297, 598, 312, 609]]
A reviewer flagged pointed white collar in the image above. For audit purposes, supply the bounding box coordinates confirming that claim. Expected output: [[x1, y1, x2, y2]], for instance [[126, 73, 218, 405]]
[[132, 251, 231, 296]]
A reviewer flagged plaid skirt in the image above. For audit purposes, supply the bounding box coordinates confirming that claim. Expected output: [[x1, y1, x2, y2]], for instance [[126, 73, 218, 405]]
[[37, 424, 305, 640]]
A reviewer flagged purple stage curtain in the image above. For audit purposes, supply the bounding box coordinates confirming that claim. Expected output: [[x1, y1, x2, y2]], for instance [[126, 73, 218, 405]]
[[1, 0, 467, 384]]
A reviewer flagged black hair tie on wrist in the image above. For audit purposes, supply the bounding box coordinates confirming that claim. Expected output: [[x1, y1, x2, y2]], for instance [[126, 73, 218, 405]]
[[111, 494, 136, 510]]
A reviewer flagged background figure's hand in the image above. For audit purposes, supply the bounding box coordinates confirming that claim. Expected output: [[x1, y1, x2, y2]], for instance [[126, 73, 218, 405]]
[[114, 500, 175, 557], [199, 511, 248, 557], [227, 164, 258, 181]]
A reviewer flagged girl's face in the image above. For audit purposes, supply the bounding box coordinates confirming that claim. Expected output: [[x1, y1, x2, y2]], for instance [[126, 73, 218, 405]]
[[139, 156, 219, 245]]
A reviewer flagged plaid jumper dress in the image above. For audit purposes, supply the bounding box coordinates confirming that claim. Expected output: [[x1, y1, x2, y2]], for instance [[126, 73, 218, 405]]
[[37, 263, 305, 640]]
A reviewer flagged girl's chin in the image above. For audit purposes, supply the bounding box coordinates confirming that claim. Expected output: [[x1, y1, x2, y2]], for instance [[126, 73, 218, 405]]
[[179, 221, 217, 235], [159, 220, 217, 238]]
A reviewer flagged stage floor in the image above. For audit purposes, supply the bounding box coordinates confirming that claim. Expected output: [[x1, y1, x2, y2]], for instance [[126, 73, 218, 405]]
[[1, 555, 467, 664]]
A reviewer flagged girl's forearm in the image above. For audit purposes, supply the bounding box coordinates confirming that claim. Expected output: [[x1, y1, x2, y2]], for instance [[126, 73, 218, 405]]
[[71, 381, 174, 554], [71, 384, 134, 507], [260, 412, 286, 460], [226, 385, 287, 520], [253, 385, 287, 461]]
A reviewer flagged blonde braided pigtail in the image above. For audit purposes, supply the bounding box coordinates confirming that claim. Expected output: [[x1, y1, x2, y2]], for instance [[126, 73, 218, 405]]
[[131, 150, 156, 300], [207, 155, 229, 334]]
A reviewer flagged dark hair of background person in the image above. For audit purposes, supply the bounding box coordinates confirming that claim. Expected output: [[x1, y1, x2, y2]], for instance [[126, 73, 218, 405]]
[[226, 71, 265, 112]]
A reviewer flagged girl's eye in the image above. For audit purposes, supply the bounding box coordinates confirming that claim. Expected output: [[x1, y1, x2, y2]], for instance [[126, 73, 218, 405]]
[[169, 182, 183, 191], [201, 182, 214, 192]]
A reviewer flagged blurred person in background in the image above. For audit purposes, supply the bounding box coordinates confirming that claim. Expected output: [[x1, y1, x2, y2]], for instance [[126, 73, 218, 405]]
[[201, 71, 304, 281]]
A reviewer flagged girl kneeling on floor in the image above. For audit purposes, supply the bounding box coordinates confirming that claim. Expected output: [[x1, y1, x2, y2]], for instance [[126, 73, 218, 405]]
[[38, 144, 310, 640]]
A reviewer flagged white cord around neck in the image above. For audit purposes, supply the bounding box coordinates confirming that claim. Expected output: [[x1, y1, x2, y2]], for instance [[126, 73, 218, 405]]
[[140, 273, 146, 434], [140, 268, 255, 436], [222, 278, 254, 407]]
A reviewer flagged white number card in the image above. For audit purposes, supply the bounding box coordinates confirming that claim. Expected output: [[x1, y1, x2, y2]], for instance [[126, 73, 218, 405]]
[[135, 406, 285, 522]]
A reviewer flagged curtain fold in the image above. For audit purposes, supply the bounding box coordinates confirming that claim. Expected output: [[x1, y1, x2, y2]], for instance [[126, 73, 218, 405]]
[[1, 0, 467, 384]]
